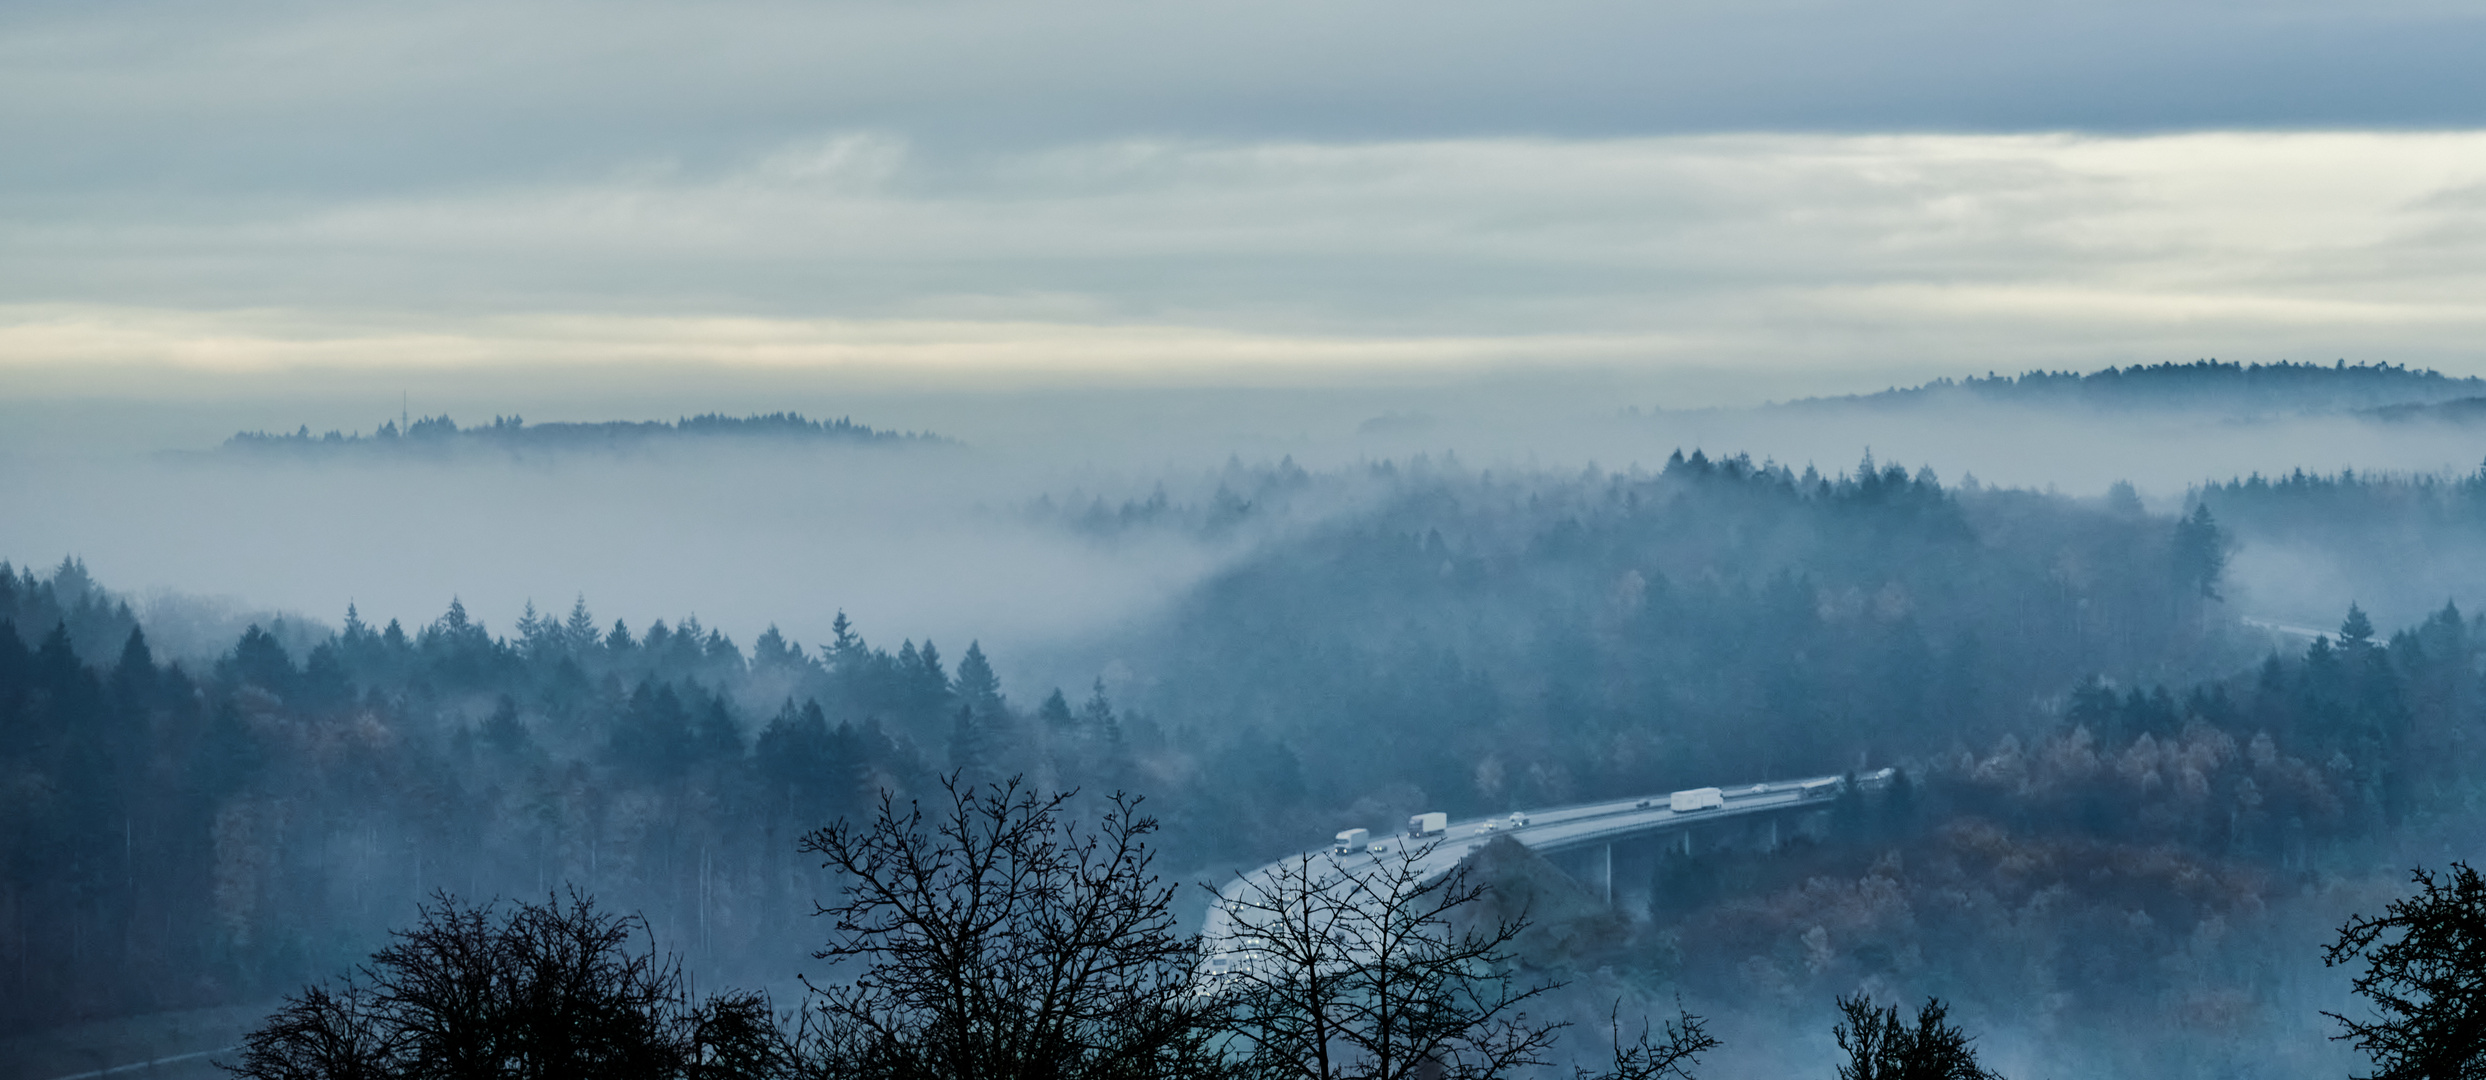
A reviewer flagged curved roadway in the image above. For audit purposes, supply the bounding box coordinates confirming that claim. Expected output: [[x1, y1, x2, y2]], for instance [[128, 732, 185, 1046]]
[[1201, 771, 1873, 965]]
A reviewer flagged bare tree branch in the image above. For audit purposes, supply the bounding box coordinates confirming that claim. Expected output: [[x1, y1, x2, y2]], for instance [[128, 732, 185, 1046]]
[[2326, 862, 2486, 1080], [798, 774, 1239, 1080], [1212, 843, 1568, 1080]]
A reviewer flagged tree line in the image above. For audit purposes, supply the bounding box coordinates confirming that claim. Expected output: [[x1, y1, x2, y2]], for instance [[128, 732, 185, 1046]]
[[0, 567, 1136, 1033], [1809, 359, 2484, 414], [223, 411, 944, 454]]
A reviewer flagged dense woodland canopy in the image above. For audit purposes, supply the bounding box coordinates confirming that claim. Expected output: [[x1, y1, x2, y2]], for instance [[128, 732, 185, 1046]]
[[6, 433, 2486, 1074]]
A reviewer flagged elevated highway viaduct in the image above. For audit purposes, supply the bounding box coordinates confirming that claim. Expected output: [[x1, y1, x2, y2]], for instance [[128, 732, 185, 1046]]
[[1201, 769, 1894, 970]]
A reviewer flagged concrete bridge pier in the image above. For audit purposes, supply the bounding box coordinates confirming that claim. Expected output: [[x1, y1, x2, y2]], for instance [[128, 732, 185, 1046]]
[[1546, 841, 1622, 908]]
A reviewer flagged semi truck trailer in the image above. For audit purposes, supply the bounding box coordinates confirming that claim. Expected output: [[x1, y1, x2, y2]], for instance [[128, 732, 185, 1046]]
[[1669, 787, 1725, 812]]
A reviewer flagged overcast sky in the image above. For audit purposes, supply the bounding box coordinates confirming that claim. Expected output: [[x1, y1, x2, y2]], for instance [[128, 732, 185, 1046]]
[[10, 0, 2486, 661], [6, 0, 2486, 398]]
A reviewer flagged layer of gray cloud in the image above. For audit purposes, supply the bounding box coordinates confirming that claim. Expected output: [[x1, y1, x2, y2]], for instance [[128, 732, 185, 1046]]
[[8, 0, 2486, 389], [8, 0, 2486, 201], [8, 131, 2486, 386]]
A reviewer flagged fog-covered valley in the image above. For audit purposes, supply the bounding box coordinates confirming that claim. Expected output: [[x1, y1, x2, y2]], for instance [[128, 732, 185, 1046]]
[[15, 0, 2486, 1067], [11, 360, 2486, 1077], [12, 360, 2486, 676]]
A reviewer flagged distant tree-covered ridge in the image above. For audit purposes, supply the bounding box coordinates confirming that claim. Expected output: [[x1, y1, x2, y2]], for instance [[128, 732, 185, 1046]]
[[223, 410, 946, 453], [1786, 359, 2483, 414]]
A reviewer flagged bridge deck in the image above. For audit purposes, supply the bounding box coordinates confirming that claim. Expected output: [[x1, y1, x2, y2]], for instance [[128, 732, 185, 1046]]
[[1201, 771, 1872, 959]]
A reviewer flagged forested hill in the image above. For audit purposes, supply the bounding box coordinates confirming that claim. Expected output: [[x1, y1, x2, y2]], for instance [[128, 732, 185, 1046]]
[[223, 411, 945, 454], [1786, 360, 2484, 415], [11, 458, 2486, 1070]]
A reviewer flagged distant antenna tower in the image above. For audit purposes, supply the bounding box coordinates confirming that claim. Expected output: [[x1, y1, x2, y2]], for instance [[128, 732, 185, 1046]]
[[402, 391, 409, 429]]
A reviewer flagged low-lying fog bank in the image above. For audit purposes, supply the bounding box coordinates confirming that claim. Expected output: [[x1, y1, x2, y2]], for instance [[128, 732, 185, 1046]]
[[15, 365, 2486, 685]]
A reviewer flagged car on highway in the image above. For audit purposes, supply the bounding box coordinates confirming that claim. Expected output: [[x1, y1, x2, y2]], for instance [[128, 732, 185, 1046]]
[[1474, 820, 1498, 835], [1366, 841, 1389, 855], [1507, 811, 1529, 828]]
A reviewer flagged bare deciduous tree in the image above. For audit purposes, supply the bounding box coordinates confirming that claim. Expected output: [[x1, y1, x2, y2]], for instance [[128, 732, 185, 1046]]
[[1210, 846, 1566, 1080], [1831, 995, 2001, 1080], [797, 775, 1238, 1080], [1578, 1003, 1717, 1080], [2326, 862, 2486, 1080], [223, 889, 786, 1080]]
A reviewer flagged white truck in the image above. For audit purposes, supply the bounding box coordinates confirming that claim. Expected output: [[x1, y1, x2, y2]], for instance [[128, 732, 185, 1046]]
[[1669, 787, 1725, 813], [1333, 828, 1371, 855], [1407, 811, 1449, 837]]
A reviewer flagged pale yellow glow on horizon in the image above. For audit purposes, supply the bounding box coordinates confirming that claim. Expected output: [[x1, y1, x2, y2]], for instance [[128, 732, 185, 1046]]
[[9, 129, 2486, 395], [0, 305, 1724, 381]]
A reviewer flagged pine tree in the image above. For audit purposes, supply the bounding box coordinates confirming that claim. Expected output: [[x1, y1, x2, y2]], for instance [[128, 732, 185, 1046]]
[[693, 691, 744, 762], [481, 694, 529, 755], [947, 705, 991, 782], [2342, 603, 2377, 648], [1038, 688, 1076, 730], [515, 601, 562, 660], [110, 626, 155, 702], [565, 595, 599, 653], [752, 625, 804, 671], [1081, 679, 1122, 743], [2172, 504, 2228, 600], [953, 641, 1004, 718], [301, 643, 354, 712], [756, 698, 835, 810], [613, 681, 694, 780], [899, 641, 952, 722], [226, 624, 297, 696]]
